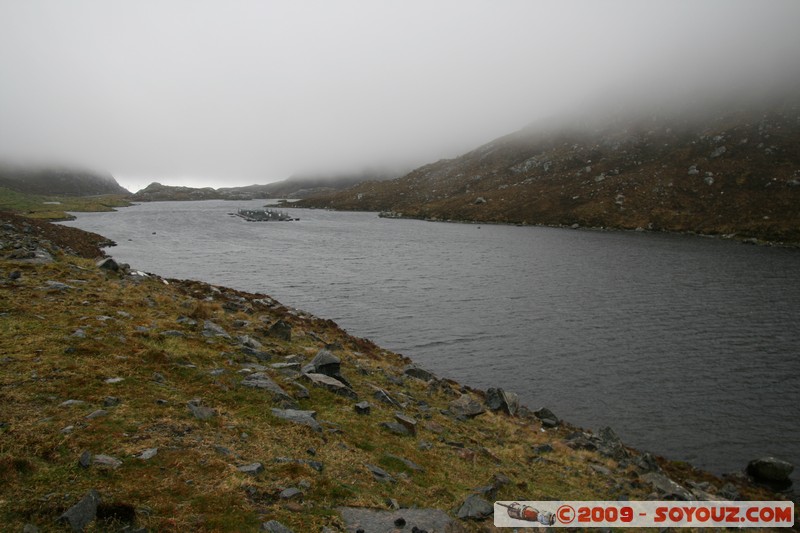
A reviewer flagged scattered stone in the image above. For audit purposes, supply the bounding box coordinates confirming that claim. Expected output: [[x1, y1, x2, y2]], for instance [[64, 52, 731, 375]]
[[267, 320, 292, 341], [104, 377, 124, 384], [78, 451, 92, 468], [386, 453, 424, 472], [457, 493, 493, 520], [746, 457, 793, 485], [187, 401, 217, 420], [339, 507, 452, 533], [71, 329, 86, 339], [366, 463, 396, 483], [288, 381, 309, 399], [717, 482, 740, 501], [279, 487, 303, 500], [44, 280, 74, 291], [403, 365, 435, 381], [641, 472, 693, 500], [485, 388, 519, 416], [354, 401, 371, 415], [203, 320, 230, 339], [531, 443, 554, 454], [373, 387, 402, 408], [449, 394, 485, 418], [93, 454, 123, 469], [137, 448, 158, 460], [597, 426, 629, 460], [394, 413, 418, 436], [302, 349, 343, 379], [633, 452, 661, 472], [58, 489, 101, 532], [96, 257, 119, 272], [160, 330, 185, 338], [271, 408, 322, 432], [85, 409, 108, 419], [176, 316, 197, 326], [710, 145, 727, 158], [380, 421, 411, 437], [238, 462, 264, 476], [303, 372, 357, 399], [534, 407, 559, 427], [241, 372, 294, 403], [273, 457, 324, 472], [60, 399, 86, 407], [103, 396, 120, 408], [260, 519, 294, 533], [238, 335, 263, 350]]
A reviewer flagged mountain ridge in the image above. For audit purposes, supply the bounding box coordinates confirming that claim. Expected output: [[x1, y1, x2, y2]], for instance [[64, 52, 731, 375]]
[[296, 103, 800, 244]]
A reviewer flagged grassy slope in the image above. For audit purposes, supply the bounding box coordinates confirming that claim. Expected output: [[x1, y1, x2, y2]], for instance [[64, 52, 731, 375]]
[[0, 187, 131, 220], [0, 215, 792, 532]]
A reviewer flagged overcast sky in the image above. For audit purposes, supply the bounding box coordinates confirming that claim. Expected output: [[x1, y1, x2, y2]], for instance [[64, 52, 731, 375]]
[[1, 0, 799, 192]]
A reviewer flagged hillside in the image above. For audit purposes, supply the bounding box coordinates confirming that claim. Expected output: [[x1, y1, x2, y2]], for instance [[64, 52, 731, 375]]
[[2, 212, 793, 531], [132, 169, 402, 203], [296, 103, 800, 244], [0, 164, 130, 197]]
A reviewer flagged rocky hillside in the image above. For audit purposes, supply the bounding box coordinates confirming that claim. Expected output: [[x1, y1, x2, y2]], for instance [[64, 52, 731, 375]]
[[297, 102, 800, 244], [2, 213, 794, 531], [0, 164, 130, 197]]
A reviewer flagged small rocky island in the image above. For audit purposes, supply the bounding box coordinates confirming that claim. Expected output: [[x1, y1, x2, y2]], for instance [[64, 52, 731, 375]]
[[235, 208, 298, 222]]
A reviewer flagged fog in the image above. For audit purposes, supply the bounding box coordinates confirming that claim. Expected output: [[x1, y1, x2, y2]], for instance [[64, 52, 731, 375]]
[[1, 0, 799, 192]]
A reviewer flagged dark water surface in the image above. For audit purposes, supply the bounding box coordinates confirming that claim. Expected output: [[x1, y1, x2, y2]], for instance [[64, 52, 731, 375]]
[[62, 200, 800, 485]]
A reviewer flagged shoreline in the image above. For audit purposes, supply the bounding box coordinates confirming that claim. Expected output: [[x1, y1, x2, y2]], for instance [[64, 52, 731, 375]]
[[2, 210, 796, 531]]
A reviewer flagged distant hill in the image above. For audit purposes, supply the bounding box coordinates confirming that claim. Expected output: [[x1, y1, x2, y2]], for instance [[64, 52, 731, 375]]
[[0, 164, 130, 196], [296, 101, 800, 244], [132, 168, 403, 202]]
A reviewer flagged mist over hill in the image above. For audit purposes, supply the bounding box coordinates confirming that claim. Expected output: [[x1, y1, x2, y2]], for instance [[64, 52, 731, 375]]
[[0, 163, 130, 196], [297, 96, 800, 244]]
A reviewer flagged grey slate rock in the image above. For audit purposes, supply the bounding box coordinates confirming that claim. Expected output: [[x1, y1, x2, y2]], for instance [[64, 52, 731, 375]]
[[403, 364, 435, 381], [485, 387, 520, 416], [78, 451, 92, 468], [96, 257, 119, 272], [302, 349, 341, 377], [640, 472, 693, 500], [380, 421, 411, 437], [303, 372, 357, 399], [534, 407, 559, 427], [58, 489, 101, 532], [238, 462, 264, 476], [93, 454, 122, 469], [260, 519, 294, 533], [457, 493, 494, 520], [373, 388, 402, 408], [103, 396, 120, 407], [271, 408, 322, 432], [338, 507, 453, 533], [394, 412, 417, 436], [366, 463, 396, 483], [266, 320, 292, 341], [202, 320, 230, 339], [241, 372, 291, 400], [137, 448, 158, 460], [279, 487, 303, 500], [354, 401, 371, 415], [187, 401, 216, 420], [449, 394, 485, 418], [385, 453, 424, 472]]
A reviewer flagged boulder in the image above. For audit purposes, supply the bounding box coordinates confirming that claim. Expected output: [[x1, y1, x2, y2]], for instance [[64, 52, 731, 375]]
[[241, 372, 294, 404], [534, 407, 559, 427], [449, 394, 485, 418], [403, 365, 436, 381], [302, 372, 357, 399], [238, 463, 264, 476], [58, 490, 101, 532], [267, 320, 292, 341], [338, 507, 453, 532], [394, 413, 417, 436], [260, 519, 294, 533], [96, 257, 119, 272], [746, 457, 793, 483], [271, 408, 321, 432], [640, 472, 693, 501], [354, 401, 371, 415], [457, 493, 493, 520], [302, 349, 340, 377], [485, 388, 519, 416], [202, 320, 230, 339]]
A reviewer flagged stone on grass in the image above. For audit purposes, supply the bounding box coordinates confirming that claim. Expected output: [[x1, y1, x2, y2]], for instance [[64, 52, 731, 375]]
[[187, 401, 216, 420], [303, 372, 357, 399], [58, 489, 101, 532], [449, 394, 485, 418], [267, 320, 292, 341], [534, 407, 559, 427], [354, 401, 371, 415], [403, 365, 436, 381], [260, 519, 294, 533], [137, 448, 158, 460], [279, 487, 303, 500], [96, 258, 119, 272], [380, 421, 411, 437], [338, 507, 453, 533], [238, 462, 264, 476], [366, 463, 396, 483], [485, 387, 520, 416], [457, 493, 494, 520], [394, 413, 417, 436], [93, 454, 122, 469], [203, 320, 230, 339], [271, 408, 322, 432]]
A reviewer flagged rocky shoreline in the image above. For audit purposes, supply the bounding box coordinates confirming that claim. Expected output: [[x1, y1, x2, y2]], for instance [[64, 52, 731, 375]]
[[1, 211, 796, 532]]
